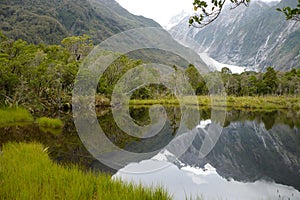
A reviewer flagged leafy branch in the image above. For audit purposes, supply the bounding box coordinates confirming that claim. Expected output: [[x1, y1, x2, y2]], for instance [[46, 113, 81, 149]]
[[276, 0, 300, 21]]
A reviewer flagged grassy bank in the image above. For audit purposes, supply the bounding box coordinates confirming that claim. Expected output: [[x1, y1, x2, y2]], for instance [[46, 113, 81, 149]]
[[0, 142, 171, 200], [0, 107, 33, 127], [129, 96, 300, 110]]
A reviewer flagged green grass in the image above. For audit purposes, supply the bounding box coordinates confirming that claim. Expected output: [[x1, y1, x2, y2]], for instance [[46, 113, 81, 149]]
[[0, 142, 172, 200], [129, 96, 300, 110], [36, 117, 64, 129], [0, 107, 33, 127]]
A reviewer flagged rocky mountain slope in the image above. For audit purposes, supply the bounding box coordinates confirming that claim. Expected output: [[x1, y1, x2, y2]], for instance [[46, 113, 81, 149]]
[[169, 0, 300, 71]]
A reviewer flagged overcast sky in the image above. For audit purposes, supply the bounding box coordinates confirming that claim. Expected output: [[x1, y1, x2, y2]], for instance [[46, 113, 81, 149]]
[[115, 0, 280, 27]]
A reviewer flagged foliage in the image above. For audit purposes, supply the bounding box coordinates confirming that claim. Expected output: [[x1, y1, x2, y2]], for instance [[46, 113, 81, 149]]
[[36, 117, 63, 129], [97, 55, 143, 96], [262, 67, 278, 95], [190, 0, 300, 27], [0, 32, 178, 110], [277, 0, 300, 21], [0, 32, 83, 111], [0, 142, 171, 200], [61, 34, 94, 61], [0, 107, 33, 126], [185, 64, 208, 95]]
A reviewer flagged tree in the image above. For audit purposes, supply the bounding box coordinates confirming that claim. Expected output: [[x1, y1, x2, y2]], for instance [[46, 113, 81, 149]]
[[263, 67, 278, 95], [97, 55, 142, 96], [61, 34, 93, 61], [0, 32, 93, 110], [190, 0, 300, 27], [240, 73, 257, 96], [221, 67, 232, 75], [185, 64, 207, 95]]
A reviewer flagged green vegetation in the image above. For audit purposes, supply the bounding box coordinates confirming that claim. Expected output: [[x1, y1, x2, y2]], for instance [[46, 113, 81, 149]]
[[130, 96, 300, 110], [0, 142, 171, 200], [36, 117, 63, 129], [0, 107, 33, 126], [185, 65, 300, 97], [276, 0, 300, 21], [128, 65, 300, 110], [1, 30, 299, 111], [125, 65, 300, 102], [97, 55, 143, 96], [0, 31, 90, 111]]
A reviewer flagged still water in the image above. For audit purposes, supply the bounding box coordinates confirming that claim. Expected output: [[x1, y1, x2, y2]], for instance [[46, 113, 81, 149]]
[[1, 106, 300, 199]]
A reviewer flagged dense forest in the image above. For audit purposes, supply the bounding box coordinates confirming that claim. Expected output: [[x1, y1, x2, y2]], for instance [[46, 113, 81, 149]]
[[1, 32, 300, 112]]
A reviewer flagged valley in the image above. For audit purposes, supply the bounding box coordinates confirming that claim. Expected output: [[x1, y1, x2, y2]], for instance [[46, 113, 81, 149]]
[[0, 0, 300, 199]]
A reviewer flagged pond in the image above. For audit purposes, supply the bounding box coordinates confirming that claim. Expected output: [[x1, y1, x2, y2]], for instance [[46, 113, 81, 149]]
[[1, 106, 300, 199]]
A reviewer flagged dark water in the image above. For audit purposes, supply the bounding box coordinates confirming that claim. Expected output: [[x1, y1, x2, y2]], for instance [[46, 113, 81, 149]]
[[1, 106, 300, 191]]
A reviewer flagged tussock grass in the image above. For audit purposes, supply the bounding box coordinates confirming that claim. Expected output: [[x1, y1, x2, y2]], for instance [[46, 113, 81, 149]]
[[36, 117, 63, 129], [0, 142, 171, 200], [0, 107, 33, 126]]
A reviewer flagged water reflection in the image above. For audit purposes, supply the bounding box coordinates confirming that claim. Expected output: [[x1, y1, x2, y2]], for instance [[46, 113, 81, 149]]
[[181, 119, 300, 191], [114, 158, 300, 200]]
